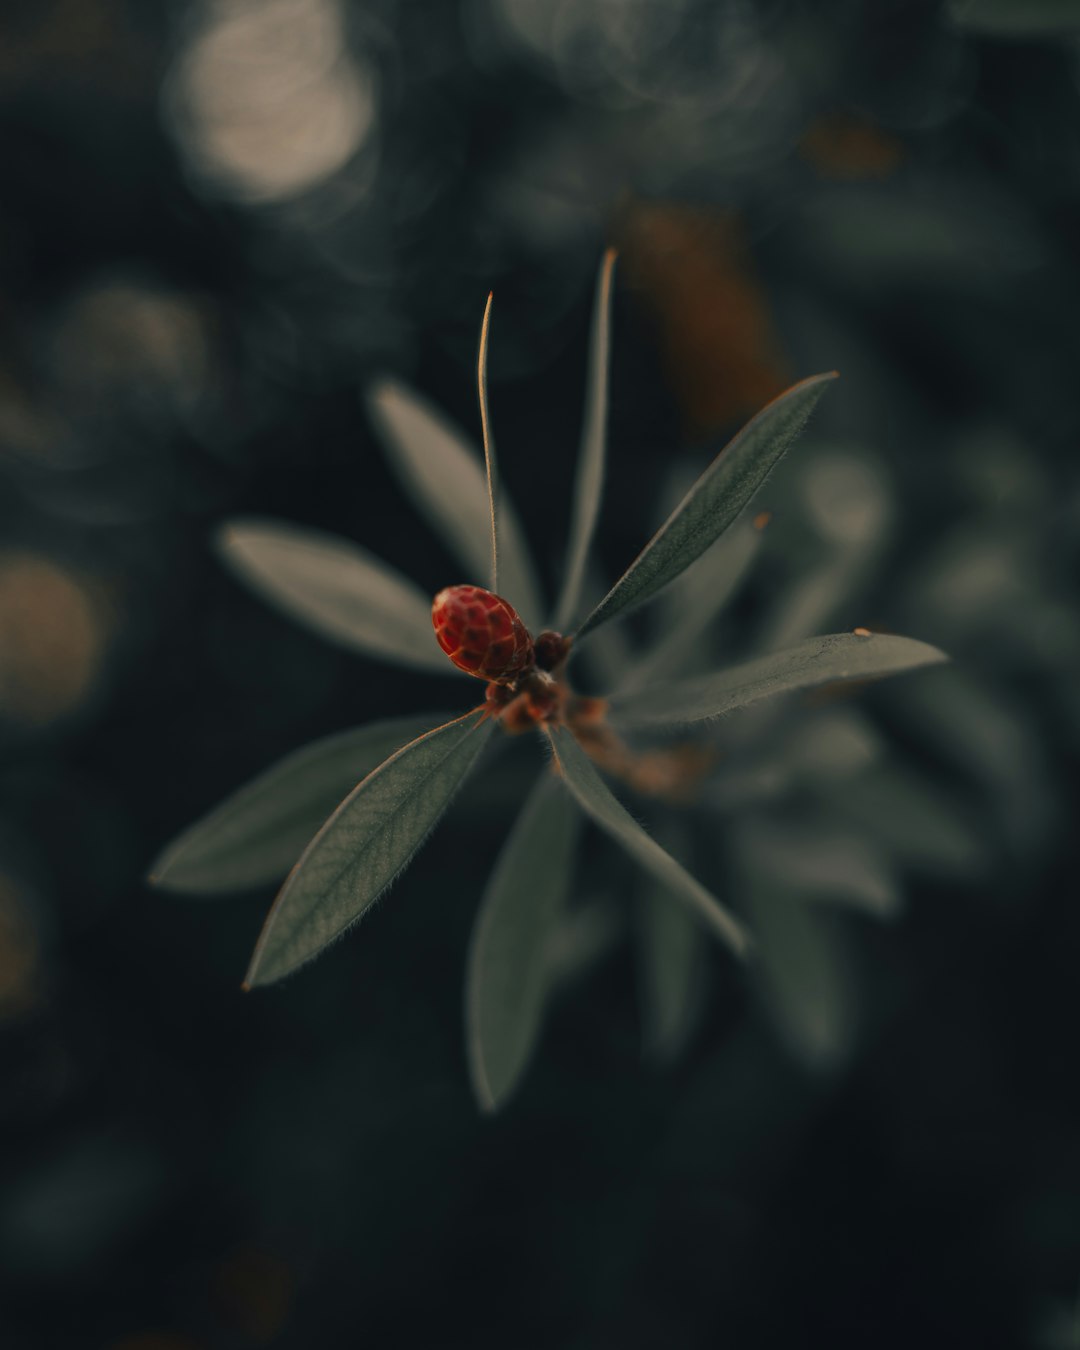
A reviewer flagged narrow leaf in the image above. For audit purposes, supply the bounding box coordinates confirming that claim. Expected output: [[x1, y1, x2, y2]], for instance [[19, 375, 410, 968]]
[[366, 379, 544, 631], [756, 558, 861, 653], [741, 865, 852, 1069], [218, 518, 450, 672], [612, 632, 947, 727], [245, 709, 492, 986], [554, 249, 617, 631], [546, 727, 749, 959], [575, 372, 836, 639], [828, 764, 985, 878], [634, 819, 708, 1061], [466, 776, 581, 1112], [740, 816, 901, 919], [477, 292, 499, 592], [149, 714, 450, 894], [617, 516, 763, 693]]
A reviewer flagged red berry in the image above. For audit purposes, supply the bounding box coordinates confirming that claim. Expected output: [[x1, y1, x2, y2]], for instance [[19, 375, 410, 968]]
[[431, 585, 535, 683]]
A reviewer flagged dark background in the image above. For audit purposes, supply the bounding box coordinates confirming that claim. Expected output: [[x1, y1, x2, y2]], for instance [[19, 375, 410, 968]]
[[2, 1, 1079, 1346]]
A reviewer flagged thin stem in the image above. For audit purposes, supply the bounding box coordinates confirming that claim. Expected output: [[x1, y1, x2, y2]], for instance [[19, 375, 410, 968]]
[[478, 291, 498, 593]]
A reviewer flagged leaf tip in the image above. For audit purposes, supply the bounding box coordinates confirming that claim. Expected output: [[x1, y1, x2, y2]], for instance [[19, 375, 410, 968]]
[[214, 519, 249, 566], [145, 839, 183, 891], [465, 1038, 499, 1114], [472, 1075, 499, 1115]]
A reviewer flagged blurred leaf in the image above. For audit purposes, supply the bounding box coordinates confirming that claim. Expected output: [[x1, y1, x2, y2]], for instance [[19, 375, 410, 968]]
[[217, 518, 450, 672], [634, 820, 709, 1061], [245, 710, 492, 986], [784, 708, 884, 781], [574, 373, 835, 640], [466, 775, 581, 1112], [617, 517, 763, 692], [829, 764, 986, 878], [546, 896, 623, 987], [756, 450, 890, 651], [893, 667, 1055, 852], [554, 249, 617, 632], [949, 0, 1080, 35], [757, 557, 862, 653], [149, 714, 451, 894], [477, 291, 498, 592], [801, 450, 891, 549], [546, 727, 749, 958], [366, 379, 544, 630], [738, 851, 853, 1070], [612, 632, 946, 727], [741, 817, 901, 919]]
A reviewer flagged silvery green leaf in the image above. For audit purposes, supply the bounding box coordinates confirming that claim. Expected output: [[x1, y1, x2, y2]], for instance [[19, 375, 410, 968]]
[[893, 667, 1054, 851], [802, 450, 891, 550], [612, 632, 947, 727], [949, 0, 1080, 34], [466, 775, 581, 1112], [366, 379, 543, 630], [617, 517, 763, 693], [733, 827, 852, 1068], [217, 518, 450, 673], [554, 249, 617, 631], [784, 708, 884, 781], [546, 726, 749, 959], [573, 568, 639, 689], [546, 897, 623, 987], [757, 450, 889, 652], [634, 820, 708, 1061], [149, 714, 450, 894], [245, 710, 492, 986], [828, 764, 985, 877], [756, 557, 861, 653], [742, 867, 852, 1070], [574, 372, 836, 640], [740, 816, 901, 919]]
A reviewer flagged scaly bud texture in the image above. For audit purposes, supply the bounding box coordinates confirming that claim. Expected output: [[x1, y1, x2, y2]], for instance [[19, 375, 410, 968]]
[[432, 585, 535, 682]]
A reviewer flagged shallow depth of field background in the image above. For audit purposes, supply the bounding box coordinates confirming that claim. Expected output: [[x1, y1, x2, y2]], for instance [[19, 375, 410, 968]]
[[2, 2, 1080, 1347]]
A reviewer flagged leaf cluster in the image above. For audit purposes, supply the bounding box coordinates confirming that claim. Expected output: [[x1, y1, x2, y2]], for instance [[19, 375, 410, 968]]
[[152, 256, 945, 1109]]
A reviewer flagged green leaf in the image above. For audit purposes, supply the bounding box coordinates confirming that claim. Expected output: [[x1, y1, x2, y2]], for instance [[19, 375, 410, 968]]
[[634, 819, 708, 1062], [612, 632, 947, 727], [617, 517, 763, 693], [477, 292, 499, 592], [554, 249, 617, 632], [740, 816, 901, 919], [546, 726, 749, 959], [756, 558, 863, 654], [828, 764, 985, 878], [366, 379, 544, 631], [949, 0, 1080, 35], [739, 858, 852, 1069], [245, 709, 492, 986], [149, 713, 451, 895], [466, 775, 581, 1112], [217, 518, 452, 673], [574, 372, 836, 640]]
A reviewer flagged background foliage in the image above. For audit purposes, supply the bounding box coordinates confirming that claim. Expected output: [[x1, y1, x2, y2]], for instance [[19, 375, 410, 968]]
[[1, 1, 1079, 1346]]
